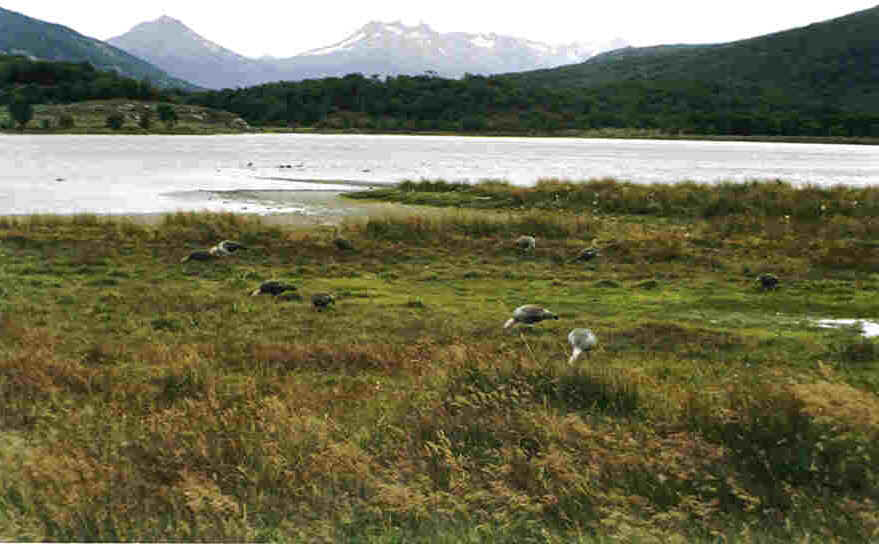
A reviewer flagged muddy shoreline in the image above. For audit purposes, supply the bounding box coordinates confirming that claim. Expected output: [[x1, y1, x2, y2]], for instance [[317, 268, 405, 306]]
[[118, 189, 410, 227]]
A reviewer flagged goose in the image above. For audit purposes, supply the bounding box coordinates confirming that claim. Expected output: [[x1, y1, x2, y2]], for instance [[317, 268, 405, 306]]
[[568, 328, 598, 364], [758, 273, 779, 290], [181, 250, 215, 263], [516, 235, 536, 252], [210, 240, 247, 257], [333, 237, 355, 251], [312, 293, 335, 310], [251, 280, 297, 297], [572, 247, 600, 262], [503, 305, 559, 329]]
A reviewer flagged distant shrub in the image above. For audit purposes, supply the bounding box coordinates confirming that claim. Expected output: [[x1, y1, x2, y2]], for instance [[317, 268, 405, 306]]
[[157, 103, 178, 127], [105, 113, 124, 130], [57, 113, 75, 129], [138, 110, 152, 130]]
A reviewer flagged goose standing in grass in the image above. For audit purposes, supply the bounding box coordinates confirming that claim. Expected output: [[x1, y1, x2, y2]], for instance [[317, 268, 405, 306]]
[[572, 247, 600, 263], [568, 328, 598, 364], [334, 236, 355, 251], [516, 235, 536, 252], [758, 273, 779, 290], [211, 240, 247, 256], [312, 293, 335, 310], [251, 280, 297, 297], [503, 305, 559, 329]]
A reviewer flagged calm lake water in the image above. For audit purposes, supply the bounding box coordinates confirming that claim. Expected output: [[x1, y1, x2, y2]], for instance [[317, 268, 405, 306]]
[[1, 133, 877, 216]]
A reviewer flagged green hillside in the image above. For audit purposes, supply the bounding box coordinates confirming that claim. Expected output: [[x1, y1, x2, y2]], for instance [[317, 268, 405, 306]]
[[0, 6, 197, 90], [505, 5, 879, 113]]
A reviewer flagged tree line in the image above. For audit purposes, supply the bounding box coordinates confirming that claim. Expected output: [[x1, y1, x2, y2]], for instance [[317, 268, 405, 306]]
[[183, 72, 879, 137], [3, 54, 878, 138], [0, 56, 174, 107]]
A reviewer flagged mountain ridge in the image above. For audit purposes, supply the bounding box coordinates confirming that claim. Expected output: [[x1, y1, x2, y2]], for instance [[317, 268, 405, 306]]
[[503, 3, 879, 113], [0, 6, 196, 90], [107, 16, 283, 89], [108, 17, 628, 89]]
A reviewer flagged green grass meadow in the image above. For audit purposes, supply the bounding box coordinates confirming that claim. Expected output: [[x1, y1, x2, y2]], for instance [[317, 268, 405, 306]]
[[0, 179, 877, 542]]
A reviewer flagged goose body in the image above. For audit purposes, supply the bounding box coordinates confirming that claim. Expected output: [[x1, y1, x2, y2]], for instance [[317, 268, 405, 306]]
[[211, 240, 247, 256], [758, 273, 779, 290], [504, 304, 558, 329], [568, 328, 598, 364], [516, 235, 536, 252], [251, 280, 297, 297], [312, 293, 335, 310], [334, 237, 355, 251], [572, 247, 600, 262], [181, 250, 215, 263]]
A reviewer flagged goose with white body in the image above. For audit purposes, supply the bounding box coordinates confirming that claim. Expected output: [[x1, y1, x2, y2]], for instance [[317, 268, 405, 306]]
[[568, 328, 598, 364]]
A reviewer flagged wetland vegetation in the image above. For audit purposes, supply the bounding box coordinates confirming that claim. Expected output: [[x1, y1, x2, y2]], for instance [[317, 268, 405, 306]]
[[0, 178, 877, 542]]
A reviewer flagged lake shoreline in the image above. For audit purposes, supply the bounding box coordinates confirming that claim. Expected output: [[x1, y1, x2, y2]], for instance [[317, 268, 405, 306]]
[[0, 188, 417, 227], [3, 134, 876, 217], [4, 126, 879, 146]]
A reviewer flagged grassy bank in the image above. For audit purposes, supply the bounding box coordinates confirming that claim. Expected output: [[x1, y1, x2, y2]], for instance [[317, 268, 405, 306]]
[[4, 104, 879, 144], [0, 185, 877, 541], [266, 126, 879, 145], [0, 100, 251, 134]]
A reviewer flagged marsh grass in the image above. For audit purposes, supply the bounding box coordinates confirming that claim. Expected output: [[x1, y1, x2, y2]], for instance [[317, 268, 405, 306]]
[[354, 177, 879, 221], [1, 192, 878, 542]]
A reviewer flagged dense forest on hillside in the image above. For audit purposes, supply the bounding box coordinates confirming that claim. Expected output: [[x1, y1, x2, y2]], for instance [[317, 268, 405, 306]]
[[508, 5, 879, 112], [0, 56, 174, 106], [183, 72, 879, 137], [3, 53, 878, 137]]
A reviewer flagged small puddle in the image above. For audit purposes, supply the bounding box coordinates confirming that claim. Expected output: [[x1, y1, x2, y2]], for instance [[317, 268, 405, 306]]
[[814, 319, 879, 338]]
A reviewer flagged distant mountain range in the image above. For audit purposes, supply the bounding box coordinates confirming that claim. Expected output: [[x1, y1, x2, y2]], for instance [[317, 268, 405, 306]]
[[107, 17, 628, 89], [0, 6, 196, 90]]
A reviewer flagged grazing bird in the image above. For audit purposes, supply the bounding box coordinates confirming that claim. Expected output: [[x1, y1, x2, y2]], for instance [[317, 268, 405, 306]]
[[312, 293, 335, 310], [758, 273, 779, 290], [181, 250, 215, 263], [572, 247, 600, 263], [516, 235, 536, 252], [568, 328, 598, 364], [250, 280, 297, 297], [504, 305, 559, 329], [210, 240, 247, 256], [333, 237, 355, 251]]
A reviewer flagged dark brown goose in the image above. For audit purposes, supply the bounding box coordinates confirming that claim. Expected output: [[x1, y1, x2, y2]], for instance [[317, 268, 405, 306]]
[[251, 280, 297, 297], [758, 273, 779, 290], [181, 250, 216, 263], [515, 235, 536, 252], [572, 247, 600, 263], [312, 293, 335, 310], [334, 237, 355, 251]]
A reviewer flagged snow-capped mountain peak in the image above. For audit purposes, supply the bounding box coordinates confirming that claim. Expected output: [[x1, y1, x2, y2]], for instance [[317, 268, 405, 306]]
[[294, 21, 628, 78]]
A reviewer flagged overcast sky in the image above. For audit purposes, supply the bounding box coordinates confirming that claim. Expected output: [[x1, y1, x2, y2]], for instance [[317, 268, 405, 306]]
[[3, 1, 876, 58]]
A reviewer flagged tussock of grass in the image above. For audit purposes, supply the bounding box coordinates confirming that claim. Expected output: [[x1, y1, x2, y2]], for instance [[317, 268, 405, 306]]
[[0, 202, 877, 542], [352, 208, 594, 243]]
